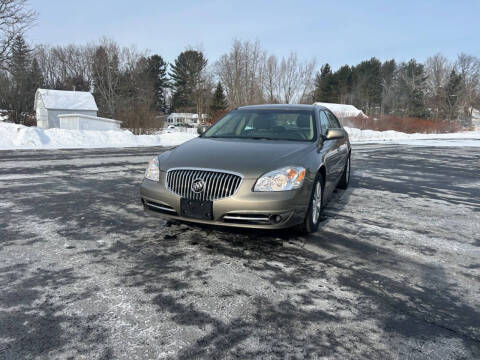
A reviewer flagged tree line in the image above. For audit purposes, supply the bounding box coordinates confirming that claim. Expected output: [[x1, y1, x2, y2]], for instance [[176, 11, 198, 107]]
[[0, 32, 231, 131], [313, 54, 480, 125], [0, 0, 479, 131]]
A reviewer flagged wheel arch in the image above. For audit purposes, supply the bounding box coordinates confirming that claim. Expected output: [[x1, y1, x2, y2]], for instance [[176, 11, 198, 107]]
[[317, 164, 326, 186]]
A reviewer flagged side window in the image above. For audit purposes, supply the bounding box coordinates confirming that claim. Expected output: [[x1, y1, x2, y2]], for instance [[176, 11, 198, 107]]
[[319, 111, 329, 134], [326, 111, 341, 128]]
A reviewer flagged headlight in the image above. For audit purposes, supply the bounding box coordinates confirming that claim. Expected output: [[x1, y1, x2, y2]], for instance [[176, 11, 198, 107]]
[[254, 166, 306, 192], [144, 157, 159, 181]]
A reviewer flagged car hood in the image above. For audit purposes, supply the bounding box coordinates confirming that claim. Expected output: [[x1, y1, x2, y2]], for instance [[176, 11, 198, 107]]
[[160, 137, 315, 178]]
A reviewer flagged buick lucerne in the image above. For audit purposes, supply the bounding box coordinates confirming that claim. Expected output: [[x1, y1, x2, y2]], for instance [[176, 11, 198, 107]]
[[140, 104, 351, 233]]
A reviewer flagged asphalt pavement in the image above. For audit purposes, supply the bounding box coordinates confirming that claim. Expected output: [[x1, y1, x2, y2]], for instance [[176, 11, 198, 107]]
[[0, 143, 479, 359]]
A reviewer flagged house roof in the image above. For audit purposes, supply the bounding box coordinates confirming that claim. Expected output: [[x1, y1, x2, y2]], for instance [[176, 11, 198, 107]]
[[313, 102, 367, 118], [35, 89, 98, 111], [168, 113, 208, 119]]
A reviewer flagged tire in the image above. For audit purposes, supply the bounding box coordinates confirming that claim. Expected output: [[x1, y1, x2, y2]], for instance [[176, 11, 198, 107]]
[[337, 154, 351, 190], [300, 173, 324, 234]]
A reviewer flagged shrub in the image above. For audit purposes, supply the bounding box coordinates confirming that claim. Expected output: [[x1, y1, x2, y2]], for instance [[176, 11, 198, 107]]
[[340, 114, 463, 133]]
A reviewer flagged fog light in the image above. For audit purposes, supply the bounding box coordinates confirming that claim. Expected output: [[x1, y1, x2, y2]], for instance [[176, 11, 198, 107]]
[[273, 215, 282, 223]]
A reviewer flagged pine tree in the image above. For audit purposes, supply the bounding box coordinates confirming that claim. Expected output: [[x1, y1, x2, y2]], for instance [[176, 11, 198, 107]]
[[27, 58, 44, 111], [210, 82, 227, 113], [146, 55, 169, 112], [395, 59, 428, 117], [313, 64, 336, 103], [351, 57, 382, 113], [444, 69, 463, 121], [8, 35, 32, 122], [333, 65, 352, 103], [169, 50, 208, 113], [380, 60, 396, 115]]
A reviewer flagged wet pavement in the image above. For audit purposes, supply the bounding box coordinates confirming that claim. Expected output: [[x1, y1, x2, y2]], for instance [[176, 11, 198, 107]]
[[0, 144, 479, 359]]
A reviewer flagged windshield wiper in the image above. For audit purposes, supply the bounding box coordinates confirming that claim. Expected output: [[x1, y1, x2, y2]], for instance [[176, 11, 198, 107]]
[[208, 135, 237, 138], [246, 137, 276, 140]]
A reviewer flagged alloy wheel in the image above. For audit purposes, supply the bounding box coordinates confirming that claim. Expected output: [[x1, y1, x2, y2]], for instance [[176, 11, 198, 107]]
[[311, 181, 322, 224], [346, 157, 350, 183]]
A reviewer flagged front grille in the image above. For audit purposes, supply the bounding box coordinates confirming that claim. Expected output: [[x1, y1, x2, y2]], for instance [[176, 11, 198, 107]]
[[166, 168, 242, 201]]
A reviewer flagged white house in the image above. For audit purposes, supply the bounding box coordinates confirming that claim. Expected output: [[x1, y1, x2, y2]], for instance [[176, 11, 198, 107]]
[[314, 102, 367, 119], [166, 113, 208, 127], [34, 89, 121, 130], [35, 89, 98, 128]]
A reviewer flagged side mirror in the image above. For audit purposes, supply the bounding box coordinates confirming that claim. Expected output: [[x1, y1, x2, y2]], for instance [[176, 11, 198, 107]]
[[197, 124, 209, 135], [325, 128, 345, 140]]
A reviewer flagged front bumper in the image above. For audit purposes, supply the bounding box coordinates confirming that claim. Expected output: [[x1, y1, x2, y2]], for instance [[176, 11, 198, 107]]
[[139, 174, 311, 229]]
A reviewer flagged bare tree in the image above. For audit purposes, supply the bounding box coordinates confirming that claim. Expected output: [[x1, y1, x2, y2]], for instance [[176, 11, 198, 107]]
[[216, 40, 316, 106], [34, 44, 94, 90], [90, 39, 124, 117], [456, 53, 480, 120], [263, 54, 279, 103], [0, 0, 36, 68], [278, 52, 316, 104], [215, 39, 266, 107], [425, 53, 452, 118]]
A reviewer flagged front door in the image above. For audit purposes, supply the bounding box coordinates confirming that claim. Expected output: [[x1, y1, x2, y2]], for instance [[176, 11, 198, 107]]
[[325, 110, 348, 180], [318, 110, 340, 194]]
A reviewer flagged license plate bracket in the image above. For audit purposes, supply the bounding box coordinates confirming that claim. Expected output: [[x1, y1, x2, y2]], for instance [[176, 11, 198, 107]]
[[180, 198, 213, 220]]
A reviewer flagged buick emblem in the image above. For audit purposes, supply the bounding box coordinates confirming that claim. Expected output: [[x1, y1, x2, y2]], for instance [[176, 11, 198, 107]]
[[191, 178, 205, 193]]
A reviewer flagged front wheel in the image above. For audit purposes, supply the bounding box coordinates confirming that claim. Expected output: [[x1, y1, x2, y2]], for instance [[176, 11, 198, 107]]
[[337, 155, 350, 190], [300, 174, 324, 233]]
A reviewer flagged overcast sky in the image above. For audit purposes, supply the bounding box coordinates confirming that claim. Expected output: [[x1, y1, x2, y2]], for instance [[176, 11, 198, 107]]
[[27, 0, 478, 69]]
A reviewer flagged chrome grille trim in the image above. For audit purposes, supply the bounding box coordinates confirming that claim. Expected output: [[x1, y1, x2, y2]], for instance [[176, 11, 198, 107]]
[[223, 215, 270, 222], [166, 167, 243, 201]]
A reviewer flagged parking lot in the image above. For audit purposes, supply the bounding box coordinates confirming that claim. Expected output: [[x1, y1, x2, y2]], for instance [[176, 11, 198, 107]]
[[0, 143, 479, 359]]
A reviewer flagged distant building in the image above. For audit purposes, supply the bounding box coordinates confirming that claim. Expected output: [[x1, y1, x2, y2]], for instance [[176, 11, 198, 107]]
[[166, 113, 208, 127], [314, 102, 367, 119], [35, 89, 98, 128], [0, 109, 9, 122], [34, 89, 121, 130]]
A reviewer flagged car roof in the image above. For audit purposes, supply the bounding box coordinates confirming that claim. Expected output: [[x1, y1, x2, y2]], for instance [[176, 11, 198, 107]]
[[236, 104, 328, 111]]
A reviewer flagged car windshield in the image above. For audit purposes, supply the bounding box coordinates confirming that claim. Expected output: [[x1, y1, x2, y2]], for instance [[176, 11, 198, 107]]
[[203, 109, 317, 141]]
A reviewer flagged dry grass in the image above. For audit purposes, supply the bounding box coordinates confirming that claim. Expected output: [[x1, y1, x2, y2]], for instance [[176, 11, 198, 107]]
[[340, 114, 464, 134]]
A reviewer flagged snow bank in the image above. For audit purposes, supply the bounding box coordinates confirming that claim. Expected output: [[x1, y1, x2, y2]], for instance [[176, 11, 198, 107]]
[[0, 122, 478, 150], [0, 122, 197, 150], [345, 127, 480, 146]]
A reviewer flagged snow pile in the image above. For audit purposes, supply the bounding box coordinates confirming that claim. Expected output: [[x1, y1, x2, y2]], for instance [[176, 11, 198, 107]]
[[0, 122, 197, 150], [345, 127, 480, 146], [0, 122, 478, 150], [314, 102, 367, 118]]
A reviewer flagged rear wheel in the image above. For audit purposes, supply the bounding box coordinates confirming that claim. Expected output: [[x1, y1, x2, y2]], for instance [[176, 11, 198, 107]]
[[337, 155, 350, 190], [300, 174, 324, 233]]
